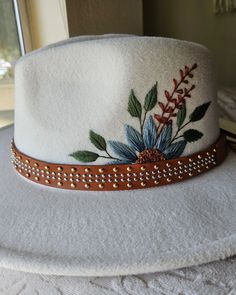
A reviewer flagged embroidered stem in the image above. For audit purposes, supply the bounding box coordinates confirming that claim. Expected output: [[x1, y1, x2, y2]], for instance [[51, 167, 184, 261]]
[[169, 120, 191, 144], [103, 150, 122, 161], [100, 155, 122, 161], [140, 110, 148, 136]]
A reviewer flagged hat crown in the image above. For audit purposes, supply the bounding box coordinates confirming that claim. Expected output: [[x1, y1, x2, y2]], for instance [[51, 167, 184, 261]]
[[14, 35, 219, 165]]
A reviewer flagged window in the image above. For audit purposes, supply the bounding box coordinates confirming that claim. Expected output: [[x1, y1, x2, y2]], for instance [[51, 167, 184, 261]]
[[0, 0, 26, 126], [0, 0, 23, 82]]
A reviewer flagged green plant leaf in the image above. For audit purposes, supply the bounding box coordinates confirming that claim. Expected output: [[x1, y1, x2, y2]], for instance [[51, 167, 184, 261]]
[[189, 102, 211, 122], [183, 129, 203, 142], [69, 150, 99, 162], [127, 89, 142, 119], [144, 82, 158, 111], [176, 101, 186, 128], [89, 130, 106, 151]]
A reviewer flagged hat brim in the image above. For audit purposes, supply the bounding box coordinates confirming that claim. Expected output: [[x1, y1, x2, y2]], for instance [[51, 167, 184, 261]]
[[1, 126, 236, 276]]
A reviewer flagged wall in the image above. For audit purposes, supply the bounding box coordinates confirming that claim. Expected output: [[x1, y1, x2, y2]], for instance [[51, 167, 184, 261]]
[[26, 0, 69, 49], [143, 0, 236, 87], [66, 0, 143, 36]]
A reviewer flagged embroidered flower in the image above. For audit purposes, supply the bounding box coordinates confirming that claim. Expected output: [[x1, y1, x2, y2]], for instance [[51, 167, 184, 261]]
[[70, 63, 211, 164]]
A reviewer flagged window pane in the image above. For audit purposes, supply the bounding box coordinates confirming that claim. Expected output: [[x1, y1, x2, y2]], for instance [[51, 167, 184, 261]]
[[0, 0, 21, 81]]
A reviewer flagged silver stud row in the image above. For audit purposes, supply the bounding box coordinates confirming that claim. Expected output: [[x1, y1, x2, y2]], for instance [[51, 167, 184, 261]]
[[11, 150, 217, 187]]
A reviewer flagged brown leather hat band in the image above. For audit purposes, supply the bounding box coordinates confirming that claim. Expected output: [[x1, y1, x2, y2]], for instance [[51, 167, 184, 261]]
[[11, 134, 227, 191]]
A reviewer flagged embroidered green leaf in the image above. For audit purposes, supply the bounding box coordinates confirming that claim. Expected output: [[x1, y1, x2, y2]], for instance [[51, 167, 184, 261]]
[[189, 102, 211, 122], [89, 130, 106, 151], [128, 89, 142, 119], [177, 101, 186, 128], [69, 151, 99, 162], [183, 129, 203, 142], [144, 82, 158, 111]]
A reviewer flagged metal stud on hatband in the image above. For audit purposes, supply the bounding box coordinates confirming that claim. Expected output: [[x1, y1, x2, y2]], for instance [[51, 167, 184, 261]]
[[113, 183, 119, 189], [178, 175, 183, 179], [71, 167, 76, 172], [99, 168, 105, 173], [99, 183, 104, 189], [154, 180, 159, 185], [189, 172, 193, 177], [17, 156, 22, 160], [167, 177, 172, 182], [57, 166, 63, 172], [127, 183, 132, 188], [154, 165, 159, 170], [70, 183, 76, 188], [178, 161, 182, 165], [44, 166, 50, 171], [25, 159, 30, 164], [57, 181, 63, 187], [141, 182, 146, 187], [84, 183, 90, 189], [166, 163, 171, 167], [213, 148, 217, 153], [25, 173, 30, 178], [198, 155, 202, 159], [45, 179, 50, 184], [141, 166, 146, 171], [84, 168, 90, 173], [127, 166, 132, 172], [113, 167, 118, 172]]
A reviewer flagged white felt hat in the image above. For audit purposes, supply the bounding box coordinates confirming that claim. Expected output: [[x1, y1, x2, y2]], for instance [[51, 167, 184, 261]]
[[0, 35, 236, 276]]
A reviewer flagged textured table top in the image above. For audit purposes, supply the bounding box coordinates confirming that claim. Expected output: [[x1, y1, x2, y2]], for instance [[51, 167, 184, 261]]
[[0, 256, 236, 295]]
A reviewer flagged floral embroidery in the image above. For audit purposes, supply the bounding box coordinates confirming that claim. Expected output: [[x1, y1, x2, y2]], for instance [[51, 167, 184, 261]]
[[70, 63, 211, 163]]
